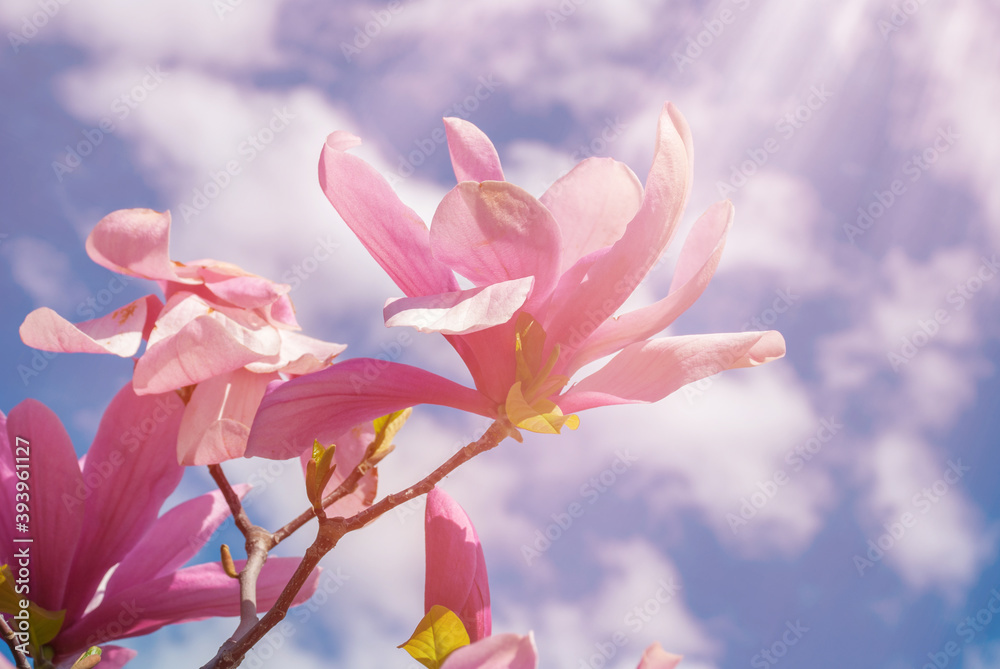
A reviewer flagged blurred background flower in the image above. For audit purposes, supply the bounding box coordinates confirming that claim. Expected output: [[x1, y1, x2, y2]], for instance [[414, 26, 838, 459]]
[[1, 1, 998, 668]]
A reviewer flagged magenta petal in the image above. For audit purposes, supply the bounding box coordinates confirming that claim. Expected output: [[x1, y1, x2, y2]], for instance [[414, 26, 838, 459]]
[[299, 422, 377, 517], [319, 132, 458, 298], [384, 277, 533, 335], [19, 294, 162, 357], [441, 633, 538, 669], [565, 200, 733, 375], [0, 412, 12, 557], [4, 400, 85, 611], [246, 359, 495, 460], [560, 331, 787, 413], [425, 489, 491, 641], [544, 103, 693, 352], [636, 643, 683, 669], [64, 386, 185, 618], [430, 182, 562, 302], [134, 293, 281, 394], [539, 157, 643, 272], [59, 558, 319, 649], [85, 208, 193, 282], [176, 369, 277, 465], [107, 486, 249, 595], [443, 117, 505, 183]]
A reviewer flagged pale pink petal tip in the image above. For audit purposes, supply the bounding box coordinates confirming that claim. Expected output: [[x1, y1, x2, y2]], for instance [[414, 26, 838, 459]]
[[737, 330, 787, 367], [85, 208, 187, 281], [637, 642, 683, 669], [326, 131, 362, 152]]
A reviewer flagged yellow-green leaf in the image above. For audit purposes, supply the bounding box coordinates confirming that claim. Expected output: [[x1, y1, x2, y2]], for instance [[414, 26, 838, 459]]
[[366, 408, 412, 465], [70, 646, 103, 669], [398, 605, 470, 669]]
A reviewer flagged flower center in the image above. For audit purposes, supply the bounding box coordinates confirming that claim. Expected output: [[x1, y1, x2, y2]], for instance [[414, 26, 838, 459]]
[[503, 313, 580, 435]]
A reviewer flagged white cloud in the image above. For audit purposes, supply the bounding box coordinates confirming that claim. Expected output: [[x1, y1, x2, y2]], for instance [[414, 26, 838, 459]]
[[3, 236, 88, 311]]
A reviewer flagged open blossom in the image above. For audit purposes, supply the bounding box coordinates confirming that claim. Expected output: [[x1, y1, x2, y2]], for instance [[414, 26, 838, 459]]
[[246, 102, 784, 459], [18, 208, 345, 464], [0, 385, 319, 668], [418, 489, 680, 669]]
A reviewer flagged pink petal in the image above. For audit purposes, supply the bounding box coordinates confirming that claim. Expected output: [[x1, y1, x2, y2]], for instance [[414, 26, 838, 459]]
[[441, 633, 537, 669], [176, 369, 278, 465], [245, 359, 495, 460], [19, 295, 162, 357], [636, 643, 683, 669], [85, 208, 193, 282], [4, 400, 85, 611], [134, 293, 281, 394], [244, 330, 346, 375], [443, 117, 505, 183], [64, 386, 186, 619], [319, 132, 458, 298], [384, 277, 533, 335], [266, 294, 300, 329], [107, 487, 249, 594], [425, 489, 491, 641], [59, 559, 319, 649], [559, 331, 787, 413], [430, 182, 562, 304], [201, 273, 291, 310], [539, 157, 643, 272], [299, 422, 378, 517], [544, 103, 693, 354], [565, 200, 733, 376]]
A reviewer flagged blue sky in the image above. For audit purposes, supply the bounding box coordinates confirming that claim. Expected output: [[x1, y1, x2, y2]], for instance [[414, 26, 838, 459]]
[[2, 0, 1000, 668]]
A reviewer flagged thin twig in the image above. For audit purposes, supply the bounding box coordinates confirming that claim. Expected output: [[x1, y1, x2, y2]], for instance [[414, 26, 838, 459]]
[[0, 617, 30, 669], [200, 419, 511, 669], [271, 456, 370, 544]]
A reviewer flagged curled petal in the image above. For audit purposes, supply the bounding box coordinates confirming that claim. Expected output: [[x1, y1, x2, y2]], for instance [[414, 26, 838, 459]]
[[85, 208, 193, 282], [560, 331, 786, 413], [444, 117, 505, 183], [19, 295, 162, 357], [244, 330, 346, 375], [384, 277, 533, 335], [637, 643, 683, 669]]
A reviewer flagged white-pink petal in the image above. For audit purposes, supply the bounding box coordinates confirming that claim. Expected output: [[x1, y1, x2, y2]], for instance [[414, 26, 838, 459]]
[[444, 117, 505, 183], [85, 208, 193, 282], [19, 295, 162, 357], [442, 633, 538, 669], [383, 277, 533, 335]]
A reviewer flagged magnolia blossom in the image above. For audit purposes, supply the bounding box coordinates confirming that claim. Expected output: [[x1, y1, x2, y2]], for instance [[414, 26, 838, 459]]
[[19, 209, 345, 464], [422, 489, 680, 669], [246, 102, 784, 459], [0, 385, 319, 668]]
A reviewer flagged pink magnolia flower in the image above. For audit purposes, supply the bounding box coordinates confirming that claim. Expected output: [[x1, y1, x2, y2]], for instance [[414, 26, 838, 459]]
[[421, 489, 680, 669], [19, 208, 345, 464], [0, 385, 319, 668], [246, 102, 784, 459], [425, 488, 491, 642]]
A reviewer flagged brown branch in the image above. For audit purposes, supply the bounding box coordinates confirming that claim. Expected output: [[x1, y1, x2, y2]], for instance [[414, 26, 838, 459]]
[[0, 616, 30, 669], [200, 419, 512, 669], [271, 455, 370, 544]]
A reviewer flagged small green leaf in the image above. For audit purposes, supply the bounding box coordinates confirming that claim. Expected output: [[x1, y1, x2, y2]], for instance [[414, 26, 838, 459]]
[[70, 646, 102, 669], [366, 408, 412, 466], [398, 605, 470, 669], [311, 439, 325, 465]]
